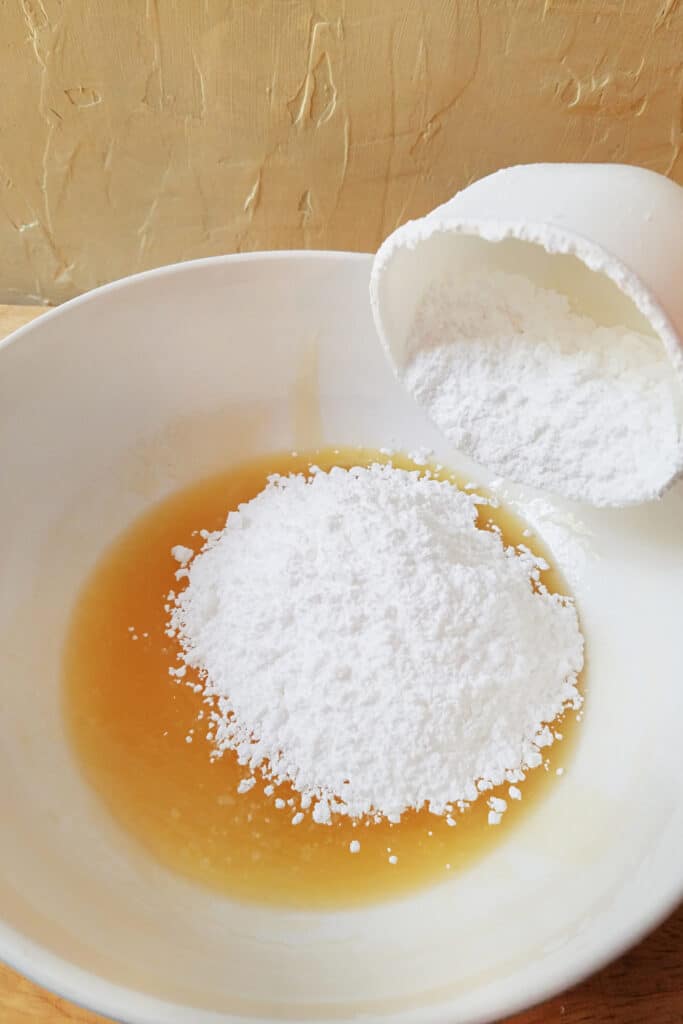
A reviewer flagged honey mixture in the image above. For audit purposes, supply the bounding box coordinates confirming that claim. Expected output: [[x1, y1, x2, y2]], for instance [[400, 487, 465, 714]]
[[64, 448, 582, 908]]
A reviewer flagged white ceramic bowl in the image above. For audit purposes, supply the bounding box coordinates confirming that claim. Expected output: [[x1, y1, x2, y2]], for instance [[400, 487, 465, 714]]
[[0, 252, 681, 1024]]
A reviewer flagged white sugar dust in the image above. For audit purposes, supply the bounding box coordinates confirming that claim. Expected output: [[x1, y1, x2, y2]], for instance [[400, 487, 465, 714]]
[[167, 463, 583, 825], [400, 269, 682, 506]]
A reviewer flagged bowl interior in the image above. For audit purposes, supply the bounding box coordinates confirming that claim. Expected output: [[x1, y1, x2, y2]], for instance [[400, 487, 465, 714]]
[[0, 253, 681, 1024]]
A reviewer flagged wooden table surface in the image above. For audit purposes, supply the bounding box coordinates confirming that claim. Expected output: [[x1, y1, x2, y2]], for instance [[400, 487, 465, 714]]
[[1, 303, 681, 1024]]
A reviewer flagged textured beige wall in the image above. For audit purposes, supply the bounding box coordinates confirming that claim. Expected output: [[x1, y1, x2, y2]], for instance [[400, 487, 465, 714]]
[[1, 0, 682, 304]]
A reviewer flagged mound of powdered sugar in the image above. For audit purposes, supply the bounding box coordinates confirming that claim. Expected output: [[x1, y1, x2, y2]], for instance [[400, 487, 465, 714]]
[[168, 464, 583, 823], [400, 270, 682, 506]]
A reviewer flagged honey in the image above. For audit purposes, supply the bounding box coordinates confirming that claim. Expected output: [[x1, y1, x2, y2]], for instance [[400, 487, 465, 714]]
[[63, 448, 581, 909]]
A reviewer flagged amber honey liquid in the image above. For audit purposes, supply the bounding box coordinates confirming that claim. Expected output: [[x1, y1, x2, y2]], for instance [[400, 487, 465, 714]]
[[64, 448, 581, 909]]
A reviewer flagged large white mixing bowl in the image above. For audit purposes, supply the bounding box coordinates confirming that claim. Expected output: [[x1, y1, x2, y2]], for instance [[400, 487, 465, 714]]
[[0, 252, 681, 1023]]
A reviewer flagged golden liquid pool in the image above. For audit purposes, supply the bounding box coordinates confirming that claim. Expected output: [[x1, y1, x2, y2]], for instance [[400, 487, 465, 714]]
[[63, 448, 582, 909]]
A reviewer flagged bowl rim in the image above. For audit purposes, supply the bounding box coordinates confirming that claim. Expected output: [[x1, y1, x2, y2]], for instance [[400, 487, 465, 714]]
[[0, 249, 371, 360], [0, 248, 681, 1024]]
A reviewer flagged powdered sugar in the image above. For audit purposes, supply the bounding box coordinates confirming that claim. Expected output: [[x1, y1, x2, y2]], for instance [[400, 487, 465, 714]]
[[171, 545, 195, 567], [401, 270, 682, 506], [168, 463, 583, 823]]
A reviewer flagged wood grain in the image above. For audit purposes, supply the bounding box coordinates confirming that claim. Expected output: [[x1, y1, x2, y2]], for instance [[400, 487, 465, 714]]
[[1, 303, 681, 1023], [0, 303, 48, 335]]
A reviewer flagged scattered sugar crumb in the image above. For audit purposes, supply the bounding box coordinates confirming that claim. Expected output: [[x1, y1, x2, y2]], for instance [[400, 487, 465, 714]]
[[349, 840, 361, 854], [171, 545, 194, 567], [237, 777, 256, 794], [408, 446, 433, 465], [291, 812, 304, 826], [508, 785, 522, 800], [488, 796, 508, 814], [388, 854, 398, 865]]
